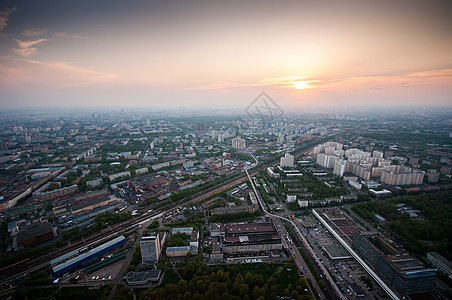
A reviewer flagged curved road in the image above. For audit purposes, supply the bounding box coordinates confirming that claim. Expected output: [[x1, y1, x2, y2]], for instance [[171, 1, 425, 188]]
[[245, 153, 345, 300]]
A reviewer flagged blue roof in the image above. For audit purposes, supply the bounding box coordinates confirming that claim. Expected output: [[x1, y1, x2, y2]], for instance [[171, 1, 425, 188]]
[[52, 235, 125, 275], [172, 227, 193, 232], [375, 213, 386, 222], [166, 246, 190, 251]]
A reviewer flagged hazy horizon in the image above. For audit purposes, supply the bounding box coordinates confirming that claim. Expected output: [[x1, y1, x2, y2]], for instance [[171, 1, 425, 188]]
[[1, 0, 451, 109]]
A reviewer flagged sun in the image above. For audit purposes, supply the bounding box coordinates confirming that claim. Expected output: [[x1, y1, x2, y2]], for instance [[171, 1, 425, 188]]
[[293, 81, 310, 90]]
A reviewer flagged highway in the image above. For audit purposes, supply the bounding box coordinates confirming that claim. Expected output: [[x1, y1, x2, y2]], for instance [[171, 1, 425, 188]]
[[246, 166, 344, 300], [244, 147, 345, 300]]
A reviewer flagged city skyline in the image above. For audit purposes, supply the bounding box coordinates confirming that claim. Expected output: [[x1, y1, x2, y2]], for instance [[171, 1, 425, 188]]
[[0, 0, 451, 109]]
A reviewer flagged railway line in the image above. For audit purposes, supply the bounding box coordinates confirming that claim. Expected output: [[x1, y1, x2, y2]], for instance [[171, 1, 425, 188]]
[[0, 138, 327, 289]]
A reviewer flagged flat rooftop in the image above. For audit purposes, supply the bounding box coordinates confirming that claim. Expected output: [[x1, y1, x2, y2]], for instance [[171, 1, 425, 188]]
[[125, 270, 162, 285], [323, 245, 352, 259], [223, 223, 276, 235], [17, 220, 53, 243]]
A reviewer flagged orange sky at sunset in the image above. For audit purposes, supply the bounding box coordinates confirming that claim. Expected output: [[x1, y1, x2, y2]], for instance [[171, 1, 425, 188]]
[[0, 0, 451, 110]]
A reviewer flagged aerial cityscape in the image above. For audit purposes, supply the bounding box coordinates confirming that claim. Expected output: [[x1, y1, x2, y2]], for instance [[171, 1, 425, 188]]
[[0, 1, 451, 300]]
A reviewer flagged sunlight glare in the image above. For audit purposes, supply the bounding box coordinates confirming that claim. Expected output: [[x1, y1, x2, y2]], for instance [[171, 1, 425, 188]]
[[293, 81, 310, 90]]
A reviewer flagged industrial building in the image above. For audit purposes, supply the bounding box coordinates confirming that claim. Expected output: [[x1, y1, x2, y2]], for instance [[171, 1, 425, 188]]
[[211, 204, 258, 216], [52, 235, 126, 276], [53, 194, 123, 228], [128, 172, 177, 199], [32, 183, 78, 201], [15, 219, 56, 248], [352, 232, 436, 295], [219, 222, 282, 256]]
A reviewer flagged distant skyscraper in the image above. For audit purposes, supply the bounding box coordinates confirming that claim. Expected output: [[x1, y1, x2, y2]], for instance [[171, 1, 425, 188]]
[[194, 122, 206, 132], [17, 135, 31, 143], [232, 137, 246, 149]]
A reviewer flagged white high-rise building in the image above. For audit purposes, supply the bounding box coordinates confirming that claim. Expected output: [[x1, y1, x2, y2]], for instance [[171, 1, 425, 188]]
[[280, 153, 295, 168], [317, 153, 337, 169], [325, 146, 335, 155], [333, 159, 346, 177], [372, 150, 384, 158], [232, 137, 246, 149]]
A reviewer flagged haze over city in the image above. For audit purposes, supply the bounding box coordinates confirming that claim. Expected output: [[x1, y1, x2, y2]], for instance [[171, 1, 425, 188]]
[[0, 0, 451, 110], [1, 2, 452, 298]]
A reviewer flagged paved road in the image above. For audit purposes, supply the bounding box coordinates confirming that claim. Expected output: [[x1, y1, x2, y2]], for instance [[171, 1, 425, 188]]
[[244, 152, 344, 300], [273, 218, 318, 297], [107, 226, 147, 300]]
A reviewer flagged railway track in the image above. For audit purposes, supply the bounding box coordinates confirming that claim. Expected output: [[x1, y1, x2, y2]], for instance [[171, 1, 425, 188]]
[[1, 138, 327, 286]]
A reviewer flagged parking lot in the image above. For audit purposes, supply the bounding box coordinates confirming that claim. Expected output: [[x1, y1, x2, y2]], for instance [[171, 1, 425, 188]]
[[297, 215, 389, 299]]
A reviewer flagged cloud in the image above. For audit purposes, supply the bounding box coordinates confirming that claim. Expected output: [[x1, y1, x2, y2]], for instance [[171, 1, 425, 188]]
[[186, 76, 316, 91], [13, 38, 49, 57], [22, 28, 48, 36], [13, 48, 38, 57], [0, 57, 117, 88], [12, 33, 96, 57], [54, 32, 97, 42], [0, 7, 16, 37], [313, 69, 452, 91], [15, 38, 48, 49], [185, 69, 452, 94]]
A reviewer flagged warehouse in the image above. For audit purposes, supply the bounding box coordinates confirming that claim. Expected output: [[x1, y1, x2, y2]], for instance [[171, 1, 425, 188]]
[[52, 235, 126, 276], [220, 222, 282, 255]]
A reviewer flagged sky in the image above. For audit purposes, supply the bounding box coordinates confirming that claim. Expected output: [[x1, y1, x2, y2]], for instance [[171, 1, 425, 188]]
[[0, 0, 451, 111]]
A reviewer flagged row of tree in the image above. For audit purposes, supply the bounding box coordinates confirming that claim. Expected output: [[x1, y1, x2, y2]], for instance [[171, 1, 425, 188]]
[[352, 191, 452, 254], [139, 259, 314, 300]]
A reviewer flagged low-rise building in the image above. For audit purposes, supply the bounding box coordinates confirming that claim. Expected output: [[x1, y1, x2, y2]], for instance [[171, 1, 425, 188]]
[[220, 222, 282, 255], [166, 246, 191, 257], [108, 171, 131, 182], [16, 219, 56, 248], [211, 204, 258, 215], [33, 183, 78, 201], [125, 270, 162, 285]]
